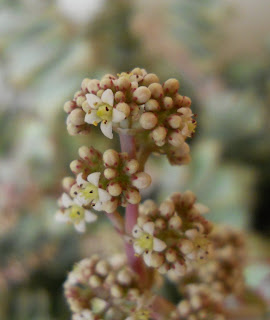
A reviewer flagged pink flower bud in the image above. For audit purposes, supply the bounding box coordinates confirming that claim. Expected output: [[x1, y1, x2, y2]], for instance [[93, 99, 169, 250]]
[[168, 114, 182, 129], [114, 91, 126, 103], [76, 95, 86, 107], [63, 100, 76, 113], [163, 96, 174, 109], [168, 131, 184, 147], [103, 149, 119, 167], [69, 109, 85, 125], [104, 168, 117, 180], [151, 126, 167, 143], [102, 198, 118, 213], [159, 200, 175, 218], [100, 78, 113, 90], [70, 160, 83, 174], [108, 183, 122, 197], [142, 73, 160, 86], [115, 77, 131, 90], [163, 78, 180, 94], [132, 172, 152, 189], [148, 83, 164, 99], [132, 86, 151, 104], [139, 112, 158, 130], [116, 102, 130, 117], [169, 215, 182, 230], [81, 78, 90, 92], [125, 188, 141, 204], [144, 99, 160, 111], [87, 79, 99, 94], [182, 96, 192, 107], [124, 159, 139, 174]]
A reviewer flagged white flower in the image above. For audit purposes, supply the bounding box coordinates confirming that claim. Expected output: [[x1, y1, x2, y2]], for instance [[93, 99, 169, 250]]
[[132, 222, 166, 267], [55, 193, 97, 233], [76, 172, 111, 211], [72, 309, 94, 320], [177, 107, 196, 137], [85, 89, 126, 139]]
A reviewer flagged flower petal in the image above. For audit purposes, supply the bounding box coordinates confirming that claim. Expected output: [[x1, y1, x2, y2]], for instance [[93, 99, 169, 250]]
[[134, 242, 144, 255], [74, 220, 86, 233], [61, 193, 73, 208], [112, 109, 126, 123], [76, 173, 87, 187], [87, 172, 101, 186], [55, 210, 69, 223], [100, 121, 113, 139], [132, 225, 143, 238], [143, 222, 155, 235], [85, 110, 101, 125], [84, 210, 97, 223], [93, 201, 103, 211], [143, 251, 153, 266], [153, 238, 167, 252], [86, 94, 101, 109], [76, 194, 90, 206], [98, 188, 112, 202], [101, 89, 114, 106]]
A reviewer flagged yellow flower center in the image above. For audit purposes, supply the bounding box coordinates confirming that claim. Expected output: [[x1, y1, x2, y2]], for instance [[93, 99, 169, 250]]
[[96, 104, 113, 121], [69, 205, 85, 224], [80, 183, 99, 203], [188, 120, 197, 134], [136, 233, 153, 251], [117, 72, 133, 79], [135, 309, 150, 320]]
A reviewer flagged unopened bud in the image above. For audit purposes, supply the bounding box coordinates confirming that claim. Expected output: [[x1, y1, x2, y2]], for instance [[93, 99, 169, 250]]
[[155, 218, 166, 230], [168, 131, 184, 147], [168, 114, 182, 129], [179, 239, 194, 255], [132, 172, 151, 190], [182, 96, 192, 107], [148, 83, 163, 99], [97, 89, 104, 98], [140, 112, 158, 130], [151, 126, 167, 142], [81, 78, 91, 92], [87, 79, 99, 94], [110, 284, 123, 298], [151, 252, 165, 268], [107, 183, 122, 197], [125, 159, 139, 174], [115, 77, 131, 90], [62, 177, 75, 192], [69, 109, 85, 125], [95, 260, 110, 276], [169, 215, 182, 229], [103, 149, 119, 167], [102, 198, 118, 213], [82, 100, 90, 113], [125, 188, 141, 204], [89, 275, 102, 288], [163, 96, 173, 109], [165, 249, 178, 263], [142, 73, 160, 86], [133, 86, 151, 104], [64, 100, 76, 113], [116, 102, 130, 117], [174, 94, 184, 107], [70, 160, 83, 174], [70, 184, 80, 197], [100, 78, 113, 90], [159, 200, 175, 218], [76, 95, 86, 107], [163, 78, 180, 94], [115, 91, 126, 103], [117, 269, 132, 285], [182, 190, 196, 207], [104, 168, 117, 180], [177, 300, 191, 317], [78, 146, 91, 159], [145, 99, 160, 111]]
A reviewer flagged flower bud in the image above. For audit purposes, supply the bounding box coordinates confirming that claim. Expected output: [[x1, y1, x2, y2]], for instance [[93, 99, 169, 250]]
[[87, 79, 99, 94], [89, 275, 102, 288], [116, 102, 130, 117], [140, 199, 158, 215], [104, 168, 117, 180], [133, 86, 151, 104], [100, 78, 113, 90], [76, 95, 86, 107], [62, 177, 75, 192], [132, 172, 151, 189], [168, 131, 184, 147], [169, 215, 182, 230], [177, 300, 191, 317], [125, 188, 141, 204], [114, 91, 126, 103], [125, 159, 139, 174], [159, 200, 175, 218], [174, 94, 183, 107], [163, 78, 180, 94], [182, 96, 192, 107], [182, 190, 196, 208], [102, 198, 118, 213], [95, 260, 110, 276], [165, 249, 178, 263], [142, 73, 160, 86], [163, 96, 173, 109], [148, 83, 163, 98], [179, 239, 194, 255], [82, 100, 90, 113], [81, 78, 91, 92], [70, 160, 83, 174], [151, 126, 167, 142], [151, 252, 165, 268], [64, 100, 76, 113], [144, 99, 160, 111], [78, 146, 91, 159], [91, 298, 107, 313], [168, 114, 182, 129], [155, 218, 166, 230], [103, 149, 119, 167], [69, 109, 85, 125], [110, 284, 123, 298], [140, 112, 158, 130], [190, 295, 202, 310], [115, 77, 131, 90], [107, 183, 122, 197], [117, 269, 132, 285], [74, 90, 82, 99], [131, 67, 144, 76], [97, 89, 104, 98]]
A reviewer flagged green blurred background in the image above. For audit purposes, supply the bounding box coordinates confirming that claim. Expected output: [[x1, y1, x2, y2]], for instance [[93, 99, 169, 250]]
[[0, 0, 269, 319]]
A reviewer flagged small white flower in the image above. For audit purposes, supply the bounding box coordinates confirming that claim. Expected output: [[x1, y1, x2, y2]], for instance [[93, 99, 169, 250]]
[[76, 172, 111, 211], [72, 309, 94, 320], [85, 89, 126, 139], [132, 222, 166, 267], [177, 107, 196, 137], [55, 193, 97, 233]]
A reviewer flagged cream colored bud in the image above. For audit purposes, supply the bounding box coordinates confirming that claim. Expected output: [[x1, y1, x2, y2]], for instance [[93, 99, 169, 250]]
[[87, 79, 99, 94], [130, 103, 140, 120], [177, 300, 191, 317], [116, 102, 130, 117], [169, 215, 182, 230], [145, 99, 160, 111], [126, 188, 141, 204], [76, 95, 86, 107], [116, 77, 131, 90], [104, 168, 117, 180], [141, 199, 157, 215], [102, 73, 116, 80], [100, 78, 113, 90], [168, 114, 182, 129], [140, 112, 158, 130], [91, 298, 107, 314], [103, 149, 119, 167], [190, 295, 202, 310], [69, 109, 85, 125], [165, 249, 178, 263], [159, 200, 175, 218], [89, 275, 102, 288], [70, 184, 80, 198], [108, 183, 122, 197], [168, 131, 184, 147], [131, 67, 144, 76], [110, 284, 123, 298], [179, 239, 194, 255], [137, 216, 149, 228], [81, 78, 91, 92], [115, 91, 126, 103], [95, 260, 110, 276], [148, 83, 163, 99], [128, 288, 140, 299], [67, 123, 80, 136], [82, 100, 90, 113], [142, 73, 159, 86], [151, 126, 167, 142], [102, 198, 118, 214], [62, 177, 75, 192], [173, 262, 187, 276], [182, 96, 192, 107], [174, 94, 184, 107], [163, 96, 174, 110], [78, 146, 91, 159], [158, 263, 169, 274], [151, 252, 165, 268], [74, 90, 82, 99], [104, 272, 116, 286], [64, 100, 76, 113], [155, 218, 166, 230], [133, 86, 151, 104], [125, 159, 139, 174], [70, 160, 83, 174], [117, 269, 132, 285], [182, 190, 196, 207], [132, 172, 151, 189], [163, 78, 180, 94], [185, 228, 199, 240], [97, 89, 104, 98]]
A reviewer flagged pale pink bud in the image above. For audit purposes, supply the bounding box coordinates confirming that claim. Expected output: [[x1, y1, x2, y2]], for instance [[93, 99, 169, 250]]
[[81, 78, 91, 92], [151, 126, 167, 142], [142, 73, 160, 86], [169, 215, 182, 230], [140, 199, 158, 215], [67, 123, 80, 136], [115, 77, 131, 90], [62, 177, 75, 192], [107, 183, 122, 197], [185, 228, 199, 240], [78, 146, 91, 159], [133, 86, 151, 104], [179, 239, 194, 254], [63, 100, 76, 113], [116, 102, 130, 117], [151, 252, 165, 268], [73, 90, 82, 99], [163, 78, 180, 94], [103, 149, 119, 167], [132, 172, 151, 189], [100, 78, 113, 90], [182, 96, 192, 107], [89, 275, 102, 288], [165, 249, 178, 263], [95, 260, 110, 276], [159, 200, 175, 218], [139, 112, 158, 130], [155, 218, 166, 230], [131, 67, 144, 76], [104, 168, 117, 180], [76, 95, 86, 107], [145, 99, 160, 111], [173, 261, 187, 276], [110, 285, 123, 298], [102, 198, 118, 213], [117, 269, 132, 285], [174, 94, 184, 107], [168, 131, 184, 147], [177, 300, 191, 317], [148, 83, 163, 98], [115, 91, 126, 103], [158, 263, 169, 274], [168, 114, 182, 129], [125, 159, 139, 174], [70, 160, 83, 174], [69, 108, 85, 125], [182, 190, 196, 207], [163, 96, 173, 109], [82, 100, 91, 113], [87, 79, 100, 94], [125, 188, 141, 204]]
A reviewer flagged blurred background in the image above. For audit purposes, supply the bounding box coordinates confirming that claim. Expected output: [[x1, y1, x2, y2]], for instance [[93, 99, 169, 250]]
[[0, 0, 269, 319]]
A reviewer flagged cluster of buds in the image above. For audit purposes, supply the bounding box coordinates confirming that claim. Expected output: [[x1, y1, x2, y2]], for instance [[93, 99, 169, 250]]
[[64, 255, 153, 320], [171, 284, 225, 320], [55, 146, 151, 231], [63, 68, 195, 165], [131, 191, 212, 278]]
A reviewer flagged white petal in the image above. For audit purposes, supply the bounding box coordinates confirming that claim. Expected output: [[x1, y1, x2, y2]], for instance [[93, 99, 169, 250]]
[[76, 194, 90, 206], [87, 172, 100, 186], [112, 109, 126, 123], [153, 238, 167, 252], [55, 210, 69, 223], [143, 222, 155, 235], [100, 120, 113, 139], [132, 225, 143, 238], [61, 193, 73, 208], [86, 94, 101, 109], [134, 242, 144, 255], [74, 221, 86, 233], [101, 89, 114, 106], [84, 210, 97, 223], [85, 110, 101, 124], [93, 201, 103, 211], [143, 251, 153, 266], [76, 173, 87, 187], [98, 188, 111, 202]]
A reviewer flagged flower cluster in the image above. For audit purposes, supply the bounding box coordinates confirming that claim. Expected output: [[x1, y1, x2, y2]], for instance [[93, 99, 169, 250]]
[[171, 284, 225, 320], [56, 146, 152, 231], [131, 191, 212, 277], [64, 255, 153, 320], [63, 68, 195, 165]]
